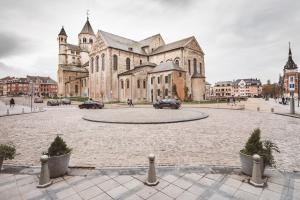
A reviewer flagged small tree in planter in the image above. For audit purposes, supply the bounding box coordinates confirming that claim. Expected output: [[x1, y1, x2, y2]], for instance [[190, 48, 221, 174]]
[[46, 136, 72, 178], [0, 143, 16, 172], [240, 128, 280, 176]]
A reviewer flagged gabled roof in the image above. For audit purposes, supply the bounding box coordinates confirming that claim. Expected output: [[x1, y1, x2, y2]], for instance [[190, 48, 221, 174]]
[[80, 19, 95, 35], [118, 62, 156, 76], [66, 44, 81, 51], [150, 36, 194, 55], [98, 30, 146, 55], [58, 26, 67, 36], [149, 62, 186, 74], [235, 79, 262, 86], [139, 34, 164, 47]]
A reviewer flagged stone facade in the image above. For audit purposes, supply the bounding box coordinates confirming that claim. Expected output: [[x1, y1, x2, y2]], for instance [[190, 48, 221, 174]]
[[58, 18, 206, 102]]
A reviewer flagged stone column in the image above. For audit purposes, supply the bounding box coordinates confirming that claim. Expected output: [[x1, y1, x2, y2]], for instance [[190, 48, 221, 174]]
[[145, 154, 159, 186], [37, 155, 52, 188], [250, 154, 264, 187]]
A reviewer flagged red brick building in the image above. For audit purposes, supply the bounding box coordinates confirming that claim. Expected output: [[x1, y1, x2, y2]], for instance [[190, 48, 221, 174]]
[[3, 77, 30, 95], [27, 76, 58, 97]]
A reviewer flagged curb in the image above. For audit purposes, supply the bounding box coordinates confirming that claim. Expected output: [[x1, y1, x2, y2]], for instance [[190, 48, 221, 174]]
[[0, 109, 46, 118], [273, 112, 300, 119]]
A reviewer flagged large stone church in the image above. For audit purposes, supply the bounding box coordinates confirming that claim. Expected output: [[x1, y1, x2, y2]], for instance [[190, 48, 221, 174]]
[[57, 17, 206, 102]]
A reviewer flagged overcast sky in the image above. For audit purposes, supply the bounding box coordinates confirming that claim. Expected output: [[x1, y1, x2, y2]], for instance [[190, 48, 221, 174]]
[[0, 0, 299, 84]]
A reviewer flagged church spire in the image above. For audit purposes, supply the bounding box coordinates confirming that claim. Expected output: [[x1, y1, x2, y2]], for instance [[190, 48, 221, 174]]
[[289, 42, 292, 57], [79, 11, 95, 35], [284, 42, 298, 70], [58, 26, 67, 36]]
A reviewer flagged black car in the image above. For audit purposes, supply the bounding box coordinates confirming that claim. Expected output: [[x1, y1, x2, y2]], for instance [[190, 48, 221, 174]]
[[47, 99, 60, 106], [79, 100, 104, 109], [153, 99, 181, 109]]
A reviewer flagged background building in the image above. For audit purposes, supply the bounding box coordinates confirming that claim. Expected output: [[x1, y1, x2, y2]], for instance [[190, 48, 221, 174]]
[[58, 17, 206, 102]]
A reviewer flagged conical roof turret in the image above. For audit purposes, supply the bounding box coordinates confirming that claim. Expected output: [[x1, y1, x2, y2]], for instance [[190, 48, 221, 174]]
[[79, 18, 95, 35], [58, 26, 67, 36]]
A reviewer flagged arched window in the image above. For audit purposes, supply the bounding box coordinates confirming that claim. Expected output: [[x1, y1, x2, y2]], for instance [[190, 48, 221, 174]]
[[188, 60, 191, 75], [193, 58, 197, 74], [95, 56, 99, 72], [101, 54, 105, 71], [90, 57, 94, 73], [121, 80, 124, 89], [143, 80, 146, 89], [113, 55, 118, 70], [137, 80, 140, 88], [140, 60, 142, 65], [126, 79, 130, 88], [89, 39, 93, 44], [126, 58, 130, 70], [83, 37, 86, 43], [199, 63, 202, 74], [175, 59, 179, 65]]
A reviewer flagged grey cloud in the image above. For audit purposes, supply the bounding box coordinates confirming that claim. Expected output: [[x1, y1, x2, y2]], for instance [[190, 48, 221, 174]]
[[0, 32, 33, 58]]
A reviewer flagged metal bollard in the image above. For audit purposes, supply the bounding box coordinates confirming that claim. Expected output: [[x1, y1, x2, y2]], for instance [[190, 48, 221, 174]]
[[145, 154, 159, 186], [250, 154, 264, 187], [6, 109, 9, 115], [271, 108, 274, 113], [37, 155, 52, 188], [257, 107, 260, 112]]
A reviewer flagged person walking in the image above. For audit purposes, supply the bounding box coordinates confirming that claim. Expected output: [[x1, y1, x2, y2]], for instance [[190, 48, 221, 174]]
[[10, 98, 15, 108], [130, 99, 134, 107]]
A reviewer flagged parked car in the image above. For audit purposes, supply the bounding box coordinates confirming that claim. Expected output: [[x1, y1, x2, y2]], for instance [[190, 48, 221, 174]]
[[34, 97, 43, 103], [79, 100, 104, 109], [60, 98, 71, 105], [47, 99, 60, 106], [153, 99, 181, 109]]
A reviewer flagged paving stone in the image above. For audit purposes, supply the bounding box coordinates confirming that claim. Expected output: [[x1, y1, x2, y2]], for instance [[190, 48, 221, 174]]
[[123, 179, 143, 190], [187, 184, 206, 196], [97, 179, 120, 192], [61, 193, 83, 200], [153, 179, 170, 190], [65, 176, 85, 185], [123, 194, 143, 200], [106, 185, 128, 199], [198, 177, 216, 187], [55, 187, 77, 199], [234, 189, 260, 200], [79, 186, 103, 200], [161, 184, 184, 198], [208, 193, 231, 200], [161, 174, 179, 183], [89, 175, 111, 185], [113, 175, 133, 185], [239, 182, 263, 196], [136, 186, 158, 199], [223, 177, 242, 188], [73, 180, 94, 192], [147, 192, 173, 200], [205, 174, 225, 181], [259, 189, 281, 200], [265, 181, 287, 193], [176, 191, 198, 200], [0, 186, 22, 200], [218, 184, 238, 196], [293, 181, 300, 190], [89, 192, 113, 200], [0, 182, 17, 193], [173, 177, 194, 189], [183, 173, 204, 182]]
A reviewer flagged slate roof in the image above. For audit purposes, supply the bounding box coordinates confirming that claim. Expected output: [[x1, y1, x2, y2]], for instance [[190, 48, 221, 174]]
[[58, 27, 67, 36], [60, 66, 88, 73], [139, 34, 163, 47], [27, 76, 57, 84], [150, 36, 194, 55], [149, 62, 186, 74], [118, 62, 156, 76], [235, 79, 262, 86], [284, 46, 298, 70], [80, 19, 95, 35], [99, 30, 146, 55], [66, 44, 81, 51]]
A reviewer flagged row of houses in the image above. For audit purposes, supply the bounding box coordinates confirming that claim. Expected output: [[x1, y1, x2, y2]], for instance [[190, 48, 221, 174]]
[[0, 76, 58, 97], [206, 78, 262, 99]]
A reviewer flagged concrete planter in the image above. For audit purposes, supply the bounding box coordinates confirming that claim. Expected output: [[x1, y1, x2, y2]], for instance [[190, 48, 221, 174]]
[[239, 151, 264, 176], [0, 156, 3, 172], [48, 153, 70, 178]]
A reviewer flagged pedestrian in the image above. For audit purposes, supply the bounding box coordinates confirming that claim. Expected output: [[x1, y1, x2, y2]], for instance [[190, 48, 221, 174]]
[[10, 98, 15, 108], [227, 97, 230, 105], [233, 96, 236, 105], [127, 99, 130, 106], [130, 99, 134, 107]]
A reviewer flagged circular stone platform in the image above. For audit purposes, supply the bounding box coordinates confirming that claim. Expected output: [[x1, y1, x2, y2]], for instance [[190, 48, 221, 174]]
[[82, 108, 208, 124]]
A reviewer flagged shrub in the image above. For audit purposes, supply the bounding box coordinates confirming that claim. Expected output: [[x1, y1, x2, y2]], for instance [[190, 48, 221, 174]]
[[48, 136, 71, 157], [241, 128, 280, 167], [0, 143, 16, 160]]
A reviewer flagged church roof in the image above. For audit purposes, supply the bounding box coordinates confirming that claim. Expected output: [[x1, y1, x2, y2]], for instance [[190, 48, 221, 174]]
[[80, 19, 95, 35], [58, 27, 67, 36], [99, 30, 146, 55], [150, 36, 194, 55], [60, 66, 88, 73], [284, 45, 298, 70], [66, 44, 81, 51], [118, 62, 156, 76], [139, 34, 164, 46], [149, 61, 186, 74]]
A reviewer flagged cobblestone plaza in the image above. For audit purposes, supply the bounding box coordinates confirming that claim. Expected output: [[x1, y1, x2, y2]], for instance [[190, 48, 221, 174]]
[[0, 98, 299, 172]]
